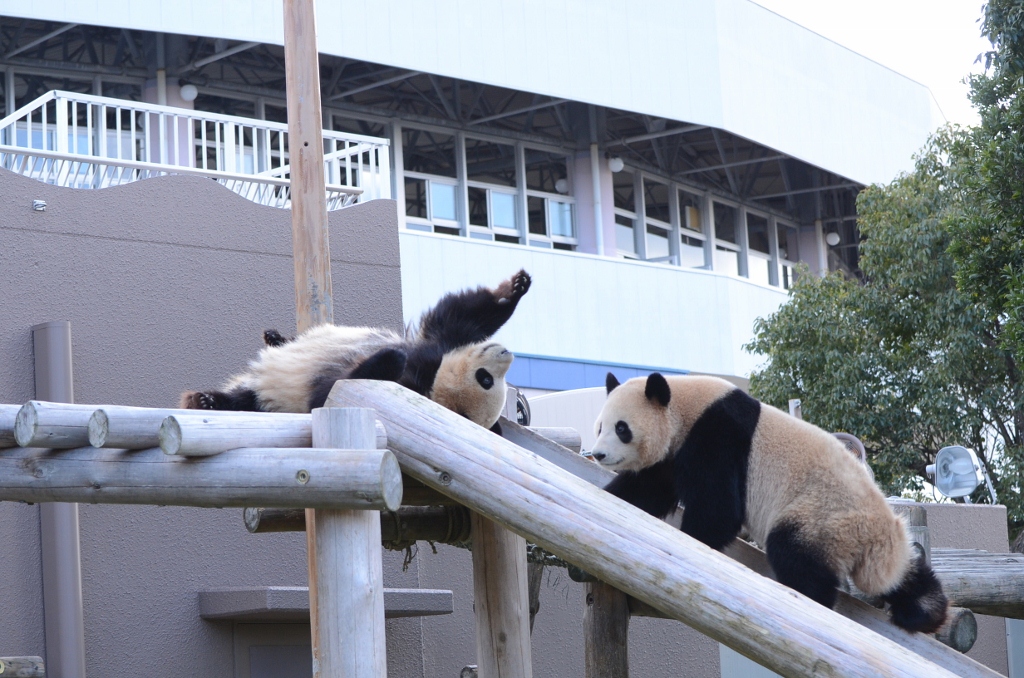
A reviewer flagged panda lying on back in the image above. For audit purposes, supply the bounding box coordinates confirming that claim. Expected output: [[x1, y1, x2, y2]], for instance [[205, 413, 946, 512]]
[[180, 270, 531, 432], [592, 372, 948, 634]]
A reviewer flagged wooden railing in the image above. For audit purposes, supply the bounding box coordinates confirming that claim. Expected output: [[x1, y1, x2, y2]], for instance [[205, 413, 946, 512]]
[[0, 389, 1006, 678]]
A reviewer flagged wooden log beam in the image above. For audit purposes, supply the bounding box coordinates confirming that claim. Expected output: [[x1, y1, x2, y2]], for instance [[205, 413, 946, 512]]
[[584, 581, 629, 678], [931, 553, 1024, 618], [528, 427, 581, 454], [1, 404, 19, 448], [325, 380, 965, 678], [92, 405, 387, 450], [15, 401, 98, 448], [309, 407, 387, 678], [244, 505, 472, 544], [0, 446, 402, 511], [160, 412, 313, 457], [0, 656, 45, 677], [935, 607, 977, 654]]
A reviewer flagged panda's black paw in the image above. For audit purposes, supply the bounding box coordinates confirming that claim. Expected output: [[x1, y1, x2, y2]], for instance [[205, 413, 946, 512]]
[[180, 391, 217, 410], [263, 329, 292, 347], [496, 269, 531, 305]]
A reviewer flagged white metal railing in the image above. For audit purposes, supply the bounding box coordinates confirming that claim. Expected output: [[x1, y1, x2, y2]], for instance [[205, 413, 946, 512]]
[[0, 90, 391, 209]]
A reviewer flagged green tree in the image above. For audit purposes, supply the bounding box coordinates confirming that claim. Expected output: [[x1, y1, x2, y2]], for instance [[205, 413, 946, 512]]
[[746, 133, 1024, 530]]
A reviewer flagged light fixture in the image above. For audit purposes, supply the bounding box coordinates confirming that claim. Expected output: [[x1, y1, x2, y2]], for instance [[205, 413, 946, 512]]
[[179, 84, 199, 102], [554, 178, 569, 194], [607, 156, 624, 173], [926, 446, 996, 502], [825, 231, 841, 247]]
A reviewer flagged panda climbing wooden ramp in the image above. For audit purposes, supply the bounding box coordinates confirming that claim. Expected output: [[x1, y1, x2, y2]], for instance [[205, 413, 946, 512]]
[[326, 379, 977, 678]]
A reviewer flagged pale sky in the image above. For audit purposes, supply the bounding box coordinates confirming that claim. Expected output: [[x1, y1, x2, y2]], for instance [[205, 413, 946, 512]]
[[752, 0, 992, 128]]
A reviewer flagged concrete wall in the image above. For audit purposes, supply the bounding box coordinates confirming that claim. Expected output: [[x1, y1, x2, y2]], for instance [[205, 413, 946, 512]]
[[0, 168, 404, 676]]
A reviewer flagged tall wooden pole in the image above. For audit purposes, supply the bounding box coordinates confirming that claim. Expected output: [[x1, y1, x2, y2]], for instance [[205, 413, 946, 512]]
[[281, 1, 337, 675], [283, 0, 332, 332]]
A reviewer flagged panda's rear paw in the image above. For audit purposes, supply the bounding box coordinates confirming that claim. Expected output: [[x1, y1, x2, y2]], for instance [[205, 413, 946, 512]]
[[263, 329, 291, 347], [497, 269, 531, 305], [180, 391, 216, 410]]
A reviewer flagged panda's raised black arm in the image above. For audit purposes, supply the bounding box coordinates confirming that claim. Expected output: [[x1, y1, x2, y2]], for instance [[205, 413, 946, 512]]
[[415, 270, 531, 353]]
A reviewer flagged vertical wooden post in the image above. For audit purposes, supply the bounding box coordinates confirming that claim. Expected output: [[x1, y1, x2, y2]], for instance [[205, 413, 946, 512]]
[[471, 513, 533, 678], [283, 0, 332, 331], [310, 407, 387, 677], [282, 0, 334, 672], [584, 581, 629, 678]]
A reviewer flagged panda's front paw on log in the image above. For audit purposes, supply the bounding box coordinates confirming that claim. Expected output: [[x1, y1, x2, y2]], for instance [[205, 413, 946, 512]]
[[496, 269, 532, 305]]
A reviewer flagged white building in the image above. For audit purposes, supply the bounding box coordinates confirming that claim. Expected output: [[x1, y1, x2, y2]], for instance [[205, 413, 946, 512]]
[[0, 0, 940, 389]]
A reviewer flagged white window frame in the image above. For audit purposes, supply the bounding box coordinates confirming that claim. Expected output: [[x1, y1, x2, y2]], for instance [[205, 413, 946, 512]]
[[523, 143, 577, 250]]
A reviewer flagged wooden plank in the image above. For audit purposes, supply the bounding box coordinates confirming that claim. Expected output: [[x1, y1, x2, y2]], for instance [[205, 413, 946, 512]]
[[0, 445, 401, 511], [931, 557, 1024, 618], [471, 511, 533, 678], [0, 656, 45, 677], [309, 407, 387, 678], [585, 581, 629, 678], [198, 586, 453, 622], [528, 427, 581, 453], [0, 404, 19, 448], [325, 380, 964, 678]]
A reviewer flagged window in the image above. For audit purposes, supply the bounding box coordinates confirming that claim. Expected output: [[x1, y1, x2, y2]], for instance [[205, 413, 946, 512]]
[[465, 137, 519, 240], [615, 214, 636, 256], [679, 190, 703, 234], [713, 202, 740, 276], [643, 178, 672, 263], [678, 189, 707, 268], [524, 147, 575, 248], [403, 127, 459, 235], [778, 222, 800, 289], [747, 212, 772, 285]]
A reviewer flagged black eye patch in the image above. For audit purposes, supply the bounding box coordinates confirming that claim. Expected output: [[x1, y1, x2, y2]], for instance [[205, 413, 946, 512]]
[[475, 368, 494, 390], [615, 421, 632, 444]]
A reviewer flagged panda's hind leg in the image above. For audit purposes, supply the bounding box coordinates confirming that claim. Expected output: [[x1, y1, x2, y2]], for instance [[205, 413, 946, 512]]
[[765, 521, 840, 608], [349, 347, 408, 381], [180, 387, 264, 411]]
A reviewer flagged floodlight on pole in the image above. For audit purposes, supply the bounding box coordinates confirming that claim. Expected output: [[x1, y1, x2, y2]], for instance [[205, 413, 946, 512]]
[[926, 446, 997, 503]]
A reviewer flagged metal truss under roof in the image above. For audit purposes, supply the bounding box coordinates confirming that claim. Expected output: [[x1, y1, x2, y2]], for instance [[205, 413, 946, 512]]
[[0, 17, 864, 275]]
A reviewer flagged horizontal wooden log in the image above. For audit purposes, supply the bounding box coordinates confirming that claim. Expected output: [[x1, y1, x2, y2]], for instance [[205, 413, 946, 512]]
[[935, 607, 977, 654], [0, 405, 19, 448], [0, 656, 45, 677], [197, 586, 453, 622], [327, 380, 962, 678], [931, 553, 1024, 618], [245, 505, 472, 543], [91, 405, 387, 450], [0, 446, 401, 510], [529, 427, 581, 453], [15, 401, 99, 448], [159, 412, 314, 456]]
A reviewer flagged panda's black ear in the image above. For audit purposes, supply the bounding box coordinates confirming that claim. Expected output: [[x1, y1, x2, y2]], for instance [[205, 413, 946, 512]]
[[645, 373, 671, 407], [606, 372, 620, 395]]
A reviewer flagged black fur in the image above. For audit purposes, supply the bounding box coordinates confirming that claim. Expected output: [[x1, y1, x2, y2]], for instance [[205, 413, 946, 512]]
[[644, 373, 671, 406], [182, 386, 264, 412], [614, 421, 632, 444], [765, 521, 840, 608], [604, 457, 680, 519], [606, 372, 620, 394], [263, 329, 292, 347], [674, 388, 760, 550], [417, 269, 531, 355], [881, 555, 949, 633], [307, 347, 409, 411]]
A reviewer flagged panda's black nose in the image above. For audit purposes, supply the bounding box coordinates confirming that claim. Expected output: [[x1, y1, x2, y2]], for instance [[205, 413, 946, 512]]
[[591, 452, 606, 461]]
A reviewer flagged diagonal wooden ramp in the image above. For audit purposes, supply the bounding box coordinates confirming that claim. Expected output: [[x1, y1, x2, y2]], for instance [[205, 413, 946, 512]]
[[328, 380, 998, 678]]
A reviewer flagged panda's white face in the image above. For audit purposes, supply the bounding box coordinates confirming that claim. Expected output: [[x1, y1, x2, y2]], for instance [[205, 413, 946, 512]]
[[591, 373, 675, 472], [430, 342, 514, 428]]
